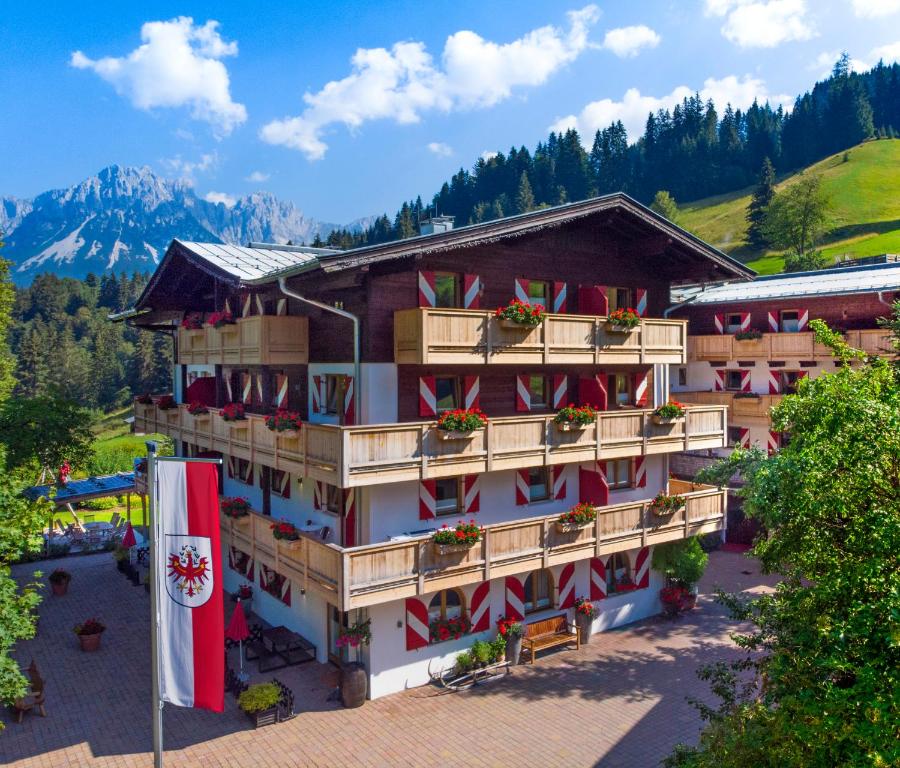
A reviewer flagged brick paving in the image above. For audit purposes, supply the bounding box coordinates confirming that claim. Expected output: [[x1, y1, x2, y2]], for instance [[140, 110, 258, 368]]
[[1, 551, 778, 768]]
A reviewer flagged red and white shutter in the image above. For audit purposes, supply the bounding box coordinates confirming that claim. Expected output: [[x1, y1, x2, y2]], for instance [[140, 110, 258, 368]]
[[224, 297, 232, 316], [469, 582, 490, 632], [741, 370, 752, 393], [589, 558, 607, 600], [714, 369, 726, 392], [514, 278, 530, 304], [768, 369, 781, 394], [342, 376, 355, 425], [405, 598, 430, 650], [768, 311, 779, 332], [241, 292, 252, 318], [557, 563, 575, 609], [419, 479, 436, 520], [254, 373, 264, 405], [552, 281, 567, 313], [740, 313, 751, 332], [311, 375, 324, 414], [714, 313, 725, 334], [313, 481, 325, 510], [463, 475, 480, 514], [343, 488, 356, 547], [635, 288, 648, 317], [579, 463, 609, 507], [273, 373, 288, 408], [224, 372, 233, 403], [272, 470, 291, 499], [463, 274, 481, 309], [797, 309, 809, 331], [633, 371, 649, 407], [226, 456, 236, 479], [634, 457, 647, 488], [255, 294, 265, 316], [154, 460, 224, 712], [463, 376, 480, 410], [551, 465, 567, 500], [241, 372, 252, 405], [767, 431, 780, 456], [276, 297, 287, 316], [505, 576, 525, 621], [419, 376, 437, 417], [552, 374, 568, 409], [739, 428, 751, 449], [259, 565, 291, 607], [515, 375, 531, 412], [418, 271, 436, 307], [515, 468, 530, 506], [634, 546, 651, 589]]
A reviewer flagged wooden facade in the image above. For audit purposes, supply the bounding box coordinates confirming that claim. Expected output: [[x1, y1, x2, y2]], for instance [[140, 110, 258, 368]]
[[687, 328, 892, 362], [177, 315, 309, 366]]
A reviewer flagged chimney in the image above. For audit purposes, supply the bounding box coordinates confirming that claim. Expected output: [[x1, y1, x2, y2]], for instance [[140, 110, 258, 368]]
[[419, 215, 455, 235]]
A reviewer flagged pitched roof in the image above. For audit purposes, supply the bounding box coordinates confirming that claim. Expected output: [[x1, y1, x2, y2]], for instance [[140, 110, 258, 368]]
[[683, 261, 900, 305], [174, 241, 337, 282]]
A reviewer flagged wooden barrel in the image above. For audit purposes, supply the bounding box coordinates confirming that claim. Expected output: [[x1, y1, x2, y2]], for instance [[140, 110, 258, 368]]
[[340, 662, 367, 708]]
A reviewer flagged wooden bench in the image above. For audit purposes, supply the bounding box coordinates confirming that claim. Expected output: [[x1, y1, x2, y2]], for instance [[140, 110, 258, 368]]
[[522, 614, 579, 665]]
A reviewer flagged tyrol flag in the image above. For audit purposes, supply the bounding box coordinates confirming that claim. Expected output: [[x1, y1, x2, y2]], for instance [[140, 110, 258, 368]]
[[154, 460, 224, 712]]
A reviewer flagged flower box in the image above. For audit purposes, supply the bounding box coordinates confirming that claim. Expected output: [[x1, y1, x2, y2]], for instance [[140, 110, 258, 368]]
[[433, 541, 475, 556], [555, 520, 591, 534], [651, 414, 683, 426], [436, 428, 483, 441], [499, 318, 536, 330], [247, 705, 278, 729], [277, 537, 303, 552], [495, 298, 546, 328], [605, 322, 635, 334], [556, 421, 588, 432]]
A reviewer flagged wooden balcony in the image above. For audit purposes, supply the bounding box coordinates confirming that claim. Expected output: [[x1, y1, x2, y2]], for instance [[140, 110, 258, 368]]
[[394, 308, 687, 365], [135, 401, 728, 488], [677, 391, 783, 425], [177, 315, 309, 366], [688, 328, 893, 362], [222, 479, 725, 611]]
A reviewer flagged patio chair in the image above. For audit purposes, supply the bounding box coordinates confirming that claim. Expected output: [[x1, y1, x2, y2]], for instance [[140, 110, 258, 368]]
[[54, 520, 67, 536], [13, 660, 46, 723], [109, 512, 121, 529]]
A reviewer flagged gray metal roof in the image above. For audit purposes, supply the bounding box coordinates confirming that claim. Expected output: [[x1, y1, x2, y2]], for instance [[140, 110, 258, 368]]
[[175, 241, 333, 282], [683, 261, 900, 305], [24, 472, 135, 506]]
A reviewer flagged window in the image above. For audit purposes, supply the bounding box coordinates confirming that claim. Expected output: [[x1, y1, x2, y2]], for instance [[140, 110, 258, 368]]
[[231, 458, 253, 485], [527, 467, 551, 503], [725, 313, 743, 333], [780, 310, 800, 332], [607, 287, 634, 313], [527, 280, 550, 307], [434, 272, 460, 308], [607, 459, 633, 490], [611, 373, 631, 406], [528, 375, 548, 408], [725, 370, 744, 391], [523, 569, 554, 614], [780, 371, 802, 392], [677, 367, 687, 387], [434, 376, 461, 412], [607, 552, 633, 594], [325, 375, 341, 415], [322, 483, 341, 514], [428, 588, 464, 622], [434, 478, 462, 516], [271, 469, 290, 499], [728, 426, 743, 447]]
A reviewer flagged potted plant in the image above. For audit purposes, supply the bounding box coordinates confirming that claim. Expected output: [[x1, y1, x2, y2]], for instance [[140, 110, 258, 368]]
[[649, 491, 686, 518], [734, 328, 763, 341], [207, 310, 235, 329], [264, 409, 303, 435], [180, 313, 204, 331], [74, 618, 105, 652], [429, 615, 471, 644], [651, 400, 686, 425], [556, 502, 597, 533], [497, 616, 524, 665], [495, 298, 546, 327], [221, 402, 246, 422], [653, 537, 708, 616], [221, 496, 252, 520], [573, 596, 596, 644], [112, 544, 129, 572], [238, 683, 282, 728], [187, 400, 210, 420], [455, 649, 474, 675], [156, 394, 176, 410], [435, 408, 487, 440], [553, 404, 596, 431], [471, 639, 493, 668], [606, 307, 641, 333], [489, 635, 507, 664], [270, 519, 300, 543], [432, 520, 482, 555], [337, 618, 372, 708], [49, 568, 71, 596]]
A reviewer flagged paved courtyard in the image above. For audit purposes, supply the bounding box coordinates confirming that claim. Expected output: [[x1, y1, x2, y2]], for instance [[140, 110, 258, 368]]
[[2, 550, 777, 768]]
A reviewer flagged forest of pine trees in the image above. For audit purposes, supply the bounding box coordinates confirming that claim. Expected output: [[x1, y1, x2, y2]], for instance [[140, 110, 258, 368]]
[[320, 57, 899, 250], [9, 271, 172, 411]]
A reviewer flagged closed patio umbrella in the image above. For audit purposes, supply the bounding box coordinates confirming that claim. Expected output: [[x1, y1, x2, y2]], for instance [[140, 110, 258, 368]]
[[225, 599, 250, 682], [121, 521, 136, 548]]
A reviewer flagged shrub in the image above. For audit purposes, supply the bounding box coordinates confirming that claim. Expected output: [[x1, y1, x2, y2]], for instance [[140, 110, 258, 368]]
[[495, 298, 545, 325], [471, 639, 492, 664], [455, 650, 474, 673], [651, 537, 709, 589], [237, 683, 281, 713]]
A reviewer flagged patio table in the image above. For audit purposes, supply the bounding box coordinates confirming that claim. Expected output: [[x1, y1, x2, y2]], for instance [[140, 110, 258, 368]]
[[249, 626, 316, 672]]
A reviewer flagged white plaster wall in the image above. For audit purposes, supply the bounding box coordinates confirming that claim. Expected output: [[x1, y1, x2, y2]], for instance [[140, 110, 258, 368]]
[[672, 360, 834, 395], [366, 457, 668, 542], [307, 363, 398, 427]]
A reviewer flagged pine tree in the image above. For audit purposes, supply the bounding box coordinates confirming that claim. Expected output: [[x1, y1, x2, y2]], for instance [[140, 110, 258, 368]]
[[650, 190, 679, 223], [515, 172, 535, 214], [747, 157, 776, 250]]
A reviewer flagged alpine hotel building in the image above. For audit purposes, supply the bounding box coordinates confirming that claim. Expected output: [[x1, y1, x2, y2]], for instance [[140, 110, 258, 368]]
[[129, 195, 752, 699]]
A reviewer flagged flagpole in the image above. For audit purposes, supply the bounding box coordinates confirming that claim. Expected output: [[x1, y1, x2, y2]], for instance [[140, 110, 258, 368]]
[[147, 441, 164, 768]]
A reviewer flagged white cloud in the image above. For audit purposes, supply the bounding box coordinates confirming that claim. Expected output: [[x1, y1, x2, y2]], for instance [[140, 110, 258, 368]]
[[704, 0, 814, 48], [260, 6, 600, 160], [204, 190, 237, 207], [427, 141, 454, 157], [852, 0, 900, 17], [809, 50, 868, 76], [869, 40, 900, 64], [551, 75, 791, 143], [481, 150, 499, 161], [161, 151, 218, 182], [245, 170, 270, 183], [601, 25, 660, 58], [71, 17, 247, 136]]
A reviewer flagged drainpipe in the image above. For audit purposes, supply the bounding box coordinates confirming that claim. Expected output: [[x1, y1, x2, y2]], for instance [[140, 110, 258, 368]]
[[278, 277, 361, 424], [663, 292, 700, 318], [877, 290, 893, 310]]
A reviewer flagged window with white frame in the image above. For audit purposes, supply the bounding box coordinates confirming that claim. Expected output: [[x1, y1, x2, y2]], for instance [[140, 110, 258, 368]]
[[434, 272, 461, 308], [434, 478, 462, 516], [527, 467, 551, 502], [434, 376, 461, 412], [607, 459, 633, 490], [523, 569, 554, 614], [725, 313, 743, 333], [725, 370, 744, 391], [607, 552, 633, 593], [780, 310, 800, 332], [611, 373, 631, 406]]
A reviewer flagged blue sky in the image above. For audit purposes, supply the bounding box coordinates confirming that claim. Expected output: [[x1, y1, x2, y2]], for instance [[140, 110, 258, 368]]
[[3, 0, 900, 222]]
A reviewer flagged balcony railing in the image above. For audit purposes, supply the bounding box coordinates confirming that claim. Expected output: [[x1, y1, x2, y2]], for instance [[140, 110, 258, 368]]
[[394, 308, 687, 365], [177, 315, 309, 366], [135, 401, 728, 488], [677, 391, 783, 424], [688, 328, 893, 362], [222, 479, 726, 610]]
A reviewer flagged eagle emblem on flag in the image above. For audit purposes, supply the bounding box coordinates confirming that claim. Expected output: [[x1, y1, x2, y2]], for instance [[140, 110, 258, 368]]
[[164, 535, 215, 608]]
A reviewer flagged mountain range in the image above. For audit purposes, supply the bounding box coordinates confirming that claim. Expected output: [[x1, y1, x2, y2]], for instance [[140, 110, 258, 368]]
[[1, 165, 370, 284]]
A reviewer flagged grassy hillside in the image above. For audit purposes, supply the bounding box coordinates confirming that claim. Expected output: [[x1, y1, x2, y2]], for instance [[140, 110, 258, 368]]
[[680, 139, 900, 275]]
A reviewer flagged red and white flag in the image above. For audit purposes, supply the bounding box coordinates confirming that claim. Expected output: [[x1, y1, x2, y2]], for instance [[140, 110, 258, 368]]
[[155, 460, 224, 712]]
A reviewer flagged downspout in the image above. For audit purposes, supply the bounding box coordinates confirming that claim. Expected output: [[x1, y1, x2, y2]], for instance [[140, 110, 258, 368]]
[[278, 276, 361, 424], [877, 290, 893, 310]]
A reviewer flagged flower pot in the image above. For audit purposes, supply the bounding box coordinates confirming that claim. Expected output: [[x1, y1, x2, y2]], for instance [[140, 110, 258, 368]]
[[225, 514, 252, 529], [575, 613, 593, 645], [246, 706, 278, 728], [651, 414, 683, 426], [680, 590, 697, 611], [275, 536, 302, 551], [605, 322, 637, 334], [340, 662, 367, 708], [436, 428, 481, 441], [555, 421, 588, 432], [433, 542, 475, 556], [272, 428, 300, 438], [50, 578, 70, 596], [78, 632, 102, 652], [555, 520, 591, 534], [499, 318, 538, 330], [650, 506, 677, 519], [505, 634, 523, 665]]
